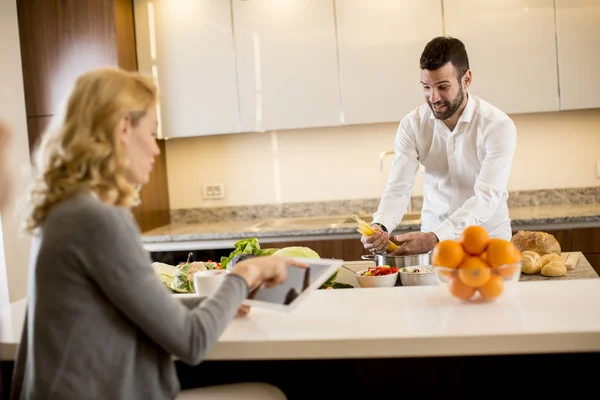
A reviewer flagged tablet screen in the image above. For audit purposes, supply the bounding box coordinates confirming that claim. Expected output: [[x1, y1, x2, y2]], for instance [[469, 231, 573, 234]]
[[244, 258, 343, 311]]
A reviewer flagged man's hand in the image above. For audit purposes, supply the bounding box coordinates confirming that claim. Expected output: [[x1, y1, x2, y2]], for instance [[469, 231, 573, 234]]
[[390, 232, 438, 255], [360, 224, 390, 253]]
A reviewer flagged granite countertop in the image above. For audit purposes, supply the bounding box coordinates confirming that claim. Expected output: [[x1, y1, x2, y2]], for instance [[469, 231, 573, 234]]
[[141, 203, 600, 244]]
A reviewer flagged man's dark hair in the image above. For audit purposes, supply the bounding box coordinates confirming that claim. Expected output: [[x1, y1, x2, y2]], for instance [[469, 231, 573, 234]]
[[419, 36, 470, 79]]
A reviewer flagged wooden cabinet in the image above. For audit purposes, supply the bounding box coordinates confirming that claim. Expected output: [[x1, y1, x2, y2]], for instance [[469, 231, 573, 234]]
[[133, 0, 240, 138], [16, 0, 170, 233], [335, 0, 443, 125], [555, 0, 600, 110], [443, 0, 559, 114], [232, 0, 342, 132]]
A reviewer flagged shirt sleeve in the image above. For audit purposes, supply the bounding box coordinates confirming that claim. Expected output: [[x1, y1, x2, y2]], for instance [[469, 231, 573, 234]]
[[372, 117, 420, 232], [432, 118, 517, 241], [72, 205, 249, 366]]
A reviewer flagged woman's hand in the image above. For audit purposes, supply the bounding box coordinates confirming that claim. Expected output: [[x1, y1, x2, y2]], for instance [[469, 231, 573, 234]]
[[230, 255, 309, 291]]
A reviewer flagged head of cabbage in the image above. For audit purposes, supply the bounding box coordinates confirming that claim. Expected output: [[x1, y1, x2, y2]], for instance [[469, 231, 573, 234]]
[[272, 246, 320, 259]]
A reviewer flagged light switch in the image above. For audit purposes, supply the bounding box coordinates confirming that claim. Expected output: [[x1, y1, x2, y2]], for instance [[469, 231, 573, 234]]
[[203, 183, 225, 200]]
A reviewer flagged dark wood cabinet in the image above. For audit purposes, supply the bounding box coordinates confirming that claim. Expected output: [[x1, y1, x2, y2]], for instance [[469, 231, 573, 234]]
[[17, 0, 119, 118], [263, 227, 600, 274], [16, 0, 170, 233]]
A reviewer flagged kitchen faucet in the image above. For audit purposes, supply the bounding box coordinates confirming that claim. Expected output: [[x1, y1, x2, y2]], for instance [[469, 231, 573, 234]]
[[378, 150, 413, 214]]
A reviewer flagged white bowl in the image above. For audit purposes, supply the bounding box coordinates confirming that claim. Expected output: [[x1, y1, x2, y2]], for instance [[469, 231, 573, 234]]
[[399, 265, 438, 286], [355, 269, 399, 288]]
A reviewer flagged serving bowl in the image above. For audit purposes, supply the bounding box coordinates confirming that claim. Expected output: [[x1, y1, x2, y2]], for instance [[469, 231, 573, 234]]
[[399, 265, 438, 286], [434, 262, 522, 303], [355, 267, 399, 288]]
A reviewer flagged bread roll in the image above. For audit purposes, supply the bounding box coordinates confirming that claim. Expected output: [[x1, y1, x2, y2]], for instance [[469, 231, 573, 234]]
[[521, 251, 543, 274], [541, 253, 561, 266], [511, 230, 561, 256], [540, 260, 567, 277]]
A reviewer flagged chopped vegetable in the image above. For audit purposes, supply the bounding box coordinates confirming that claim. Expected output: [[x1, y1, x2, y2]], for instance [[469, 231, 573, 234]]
[[361, 265, 399, 276]]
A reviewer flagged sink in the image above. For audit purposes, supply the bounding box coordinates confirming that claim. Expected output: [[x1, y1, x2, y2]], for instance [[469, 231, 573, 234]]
[[247, 212, 421, 231], [248, 215, 362, 230]]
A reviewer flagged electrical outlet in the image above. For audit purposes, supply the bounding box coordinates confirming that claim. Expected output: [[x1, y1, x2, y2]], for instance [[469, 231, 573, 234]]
[[203, 183, 225, 200], [597, 161, 600, 179]]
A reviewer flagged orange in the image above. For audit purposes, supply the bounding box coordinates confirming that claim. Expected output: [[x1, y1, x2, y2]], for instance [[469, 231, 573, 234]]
[[448, 276, 476, 300], [432, 240, 465, 269], [480, 251, 488, 263], [486, 238, 522, 268], [460, 225, 490, 255], [458, 255, 491, 288], [478, 274, 505, 301]]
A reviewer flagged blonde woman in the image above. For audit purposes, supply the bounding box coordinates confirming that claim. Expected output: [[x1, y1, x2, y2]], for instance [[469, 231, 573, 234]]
[[10, 68, 302, 400]]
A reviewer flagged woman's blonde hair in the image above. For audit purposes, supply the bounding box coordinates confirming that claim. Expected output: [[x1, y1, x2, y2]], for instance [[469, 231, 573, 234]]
[[24, 67, 158, 233]]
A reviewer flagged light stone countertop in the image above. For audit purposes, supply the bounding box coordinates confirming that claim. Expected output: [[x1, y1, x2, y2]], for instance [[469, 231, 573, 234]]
[[5, 278, 600, 361], [141, 203, 600, 249]]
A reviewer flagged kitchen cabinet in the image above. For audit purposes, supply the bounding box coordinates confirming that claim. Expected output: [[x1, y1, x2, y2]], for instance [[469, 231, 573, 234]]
[[571, 227, 600, 276], [17, 0, 171, 233], [555, 0, 600, 110], [334, 0, 443, 125], [443, 0, 559, 114], [133, 0, 240, 138], [232, 0, 342, 132]]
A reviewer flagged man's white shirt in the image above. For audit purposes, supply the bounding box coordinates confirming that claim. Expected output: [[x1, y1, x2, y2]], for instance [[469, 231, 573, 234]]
[[373, 93, 517, 241]]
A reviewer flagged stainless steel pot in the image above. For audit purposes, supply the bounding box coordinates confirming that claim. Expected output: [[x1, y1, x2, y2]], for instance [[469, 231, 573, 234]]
[[361, 252, 432, 269], [361, 252, 432, 286]]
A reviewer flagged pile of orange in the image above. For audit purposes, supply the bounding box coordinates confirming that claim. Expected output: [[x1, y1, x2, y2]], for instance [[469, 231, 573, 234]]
[[431, 225, 522, 301]]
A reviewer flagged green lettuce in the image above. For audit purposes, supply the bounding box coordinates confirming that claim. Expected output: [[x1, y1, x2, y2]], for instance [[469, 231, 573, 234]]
[[220, 238, 264, 270]]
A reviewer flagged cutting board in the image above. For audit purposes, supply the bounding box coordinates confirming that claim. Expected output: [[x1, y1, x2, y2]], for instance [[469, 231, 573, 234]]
[[560, 252, 580, 270]]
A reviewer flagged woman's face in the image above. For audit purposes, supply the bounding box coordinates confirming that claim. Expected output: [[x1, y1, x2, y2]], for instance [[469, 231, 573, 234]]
[[121, 107, 160, 186]]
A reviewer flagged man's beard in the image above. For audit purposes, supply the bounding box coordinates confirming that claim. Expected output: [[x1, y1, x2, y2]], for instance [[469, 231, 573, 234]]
[[428, 85, 465, 120]]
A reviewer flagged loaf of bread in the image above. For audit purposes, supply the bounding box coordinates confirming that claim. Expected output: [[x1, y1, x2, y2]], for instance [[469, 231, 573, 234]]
[[521, 251, 543, 274], [541, 260, 567, 277], [511, 230, 561, 256]]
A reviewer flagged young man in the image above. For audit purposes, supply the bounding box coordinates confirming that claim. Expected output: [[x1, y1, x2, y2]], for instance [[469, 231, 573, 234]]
[[362, 36, 517, 256]]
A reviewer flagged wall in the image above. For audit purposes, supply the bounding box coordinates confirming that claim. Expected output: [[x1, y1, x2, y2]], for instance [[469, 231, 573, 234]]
[[0, 0, 32, 305], [165, 106, 600, 210]]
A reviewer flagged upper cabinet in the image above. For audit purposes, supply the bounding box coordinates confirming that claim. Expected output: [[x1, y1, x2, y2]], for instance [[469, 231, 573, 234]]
[[133, 0, 599, 139], [232, 0, 342, 132], [443, 0, 559, 115], [555, 0, 600, 111], [335, 0, 443, 125], [134, 0, 240, 138]]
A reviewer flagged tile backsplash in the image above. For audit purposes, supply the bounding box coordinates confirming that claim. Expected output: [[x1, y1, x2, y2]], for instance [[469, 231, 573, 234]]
[[164, 107, 600, 211]]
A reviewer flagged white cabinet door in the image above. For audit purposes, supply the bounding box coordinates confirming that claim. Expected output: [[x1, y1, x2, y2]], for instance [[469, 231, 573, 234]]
[[555, 0, 600, 111], [443, 0, 559, 114], [134, 0, 240, 138], [335, 0, 443, 125], [232, 0, 342, 132]]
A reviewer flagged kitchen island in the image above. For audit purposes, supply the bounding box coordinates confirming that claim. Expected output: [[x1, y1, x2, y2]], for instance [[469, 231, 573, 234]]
[[2, 255, 599, 396]]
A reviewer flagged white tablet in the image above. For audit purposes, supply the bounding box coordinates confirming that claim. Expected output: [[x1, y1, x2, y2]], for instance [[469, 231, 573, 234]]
[[242, 257, 344, 312]]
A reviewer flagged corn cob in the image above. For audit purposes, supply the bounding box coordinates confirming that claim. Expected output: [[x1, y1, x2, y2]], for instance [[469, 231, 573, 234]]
[[351, 215, 398, 252]]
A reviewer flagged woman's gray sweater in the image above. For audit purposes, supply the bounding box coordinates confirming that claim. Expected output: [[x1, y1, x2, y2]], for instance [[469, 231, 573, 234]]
[[10, 193, 249, 400]]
